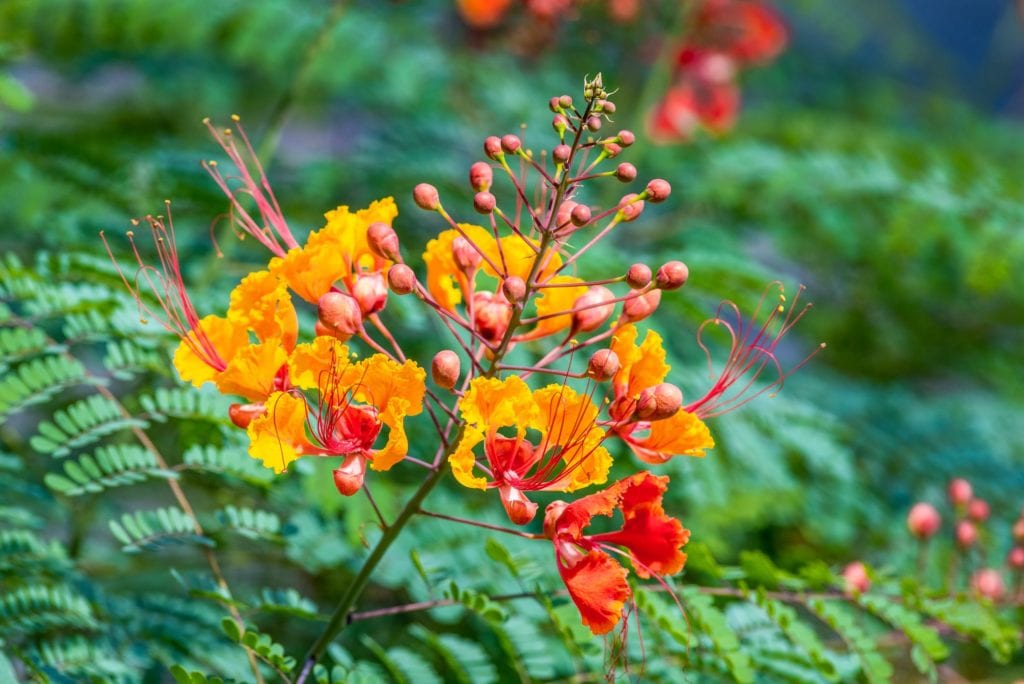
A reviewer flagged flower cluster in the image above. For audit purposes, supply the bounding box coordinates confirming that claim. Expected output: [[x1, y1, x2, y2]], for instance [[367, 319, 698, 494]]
[[105, 77, 816, 638]]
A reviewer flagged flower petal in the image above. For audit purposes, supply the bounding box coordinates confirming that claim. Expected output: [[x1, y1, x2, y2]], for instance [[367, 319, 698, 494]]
[[449, 426, 489, 490], [214, 340, 288, 402], [422, 225, 495, 312], [227, 270, 298, 351], [172, 314, 248, 388], [246, 391, 311, 473], [623, 410, 714, 464], [460, 375, 538, 431], [558, 548, 630, 635], [611, 325, 670, 399], [287, 336, 353, 391], [533, 384, 611, 491], [524, 275, 588, 340]]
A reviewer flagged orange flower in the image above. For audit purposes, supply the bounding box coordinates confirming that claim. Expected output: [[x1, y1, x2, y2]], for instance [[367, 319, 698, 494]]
[[545, 471, 690, 635], [246, 337, 426, 493], [456, 0, 515, 28], [450, 376, 611, 524]]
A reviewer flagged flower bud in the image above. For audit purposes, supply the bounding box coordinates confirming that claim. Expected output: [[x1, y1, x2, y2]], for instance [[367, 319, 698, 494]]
[[543, 500, 569, 539], [558, 94, 573, 109], [431, 350, 461, 390], [387, 263, 417, 295], [570, 204, 591, 227], [626, 263, 652, 289], [635, 383, 683, 421], [473, 191, 496, 214], [501, 134, 521, 154], [656, 260, 689, 290], [618, 193, 645, 222], [842, 562, 870, 594], [587, 349, 620, 382], [956, 520, 977, 548], [622, 289, 661, 322], [548, 96, 561, 112], [317, 291, 362, 339], [603, 142, 622, 158], [1013, 518, 1024, 543], [1008, 547, 1024, 570], [967, 498, 990, 523], [555, 200, 578, 230], [501, 276, 526, 304], [229, 402, 265, 429], [598, 100, 616, 114], [572, 286, 615, 332], [367, 222, 399, 260], [906, 502, 941, 539], [484, 135, 503, 160], [617, 130, 635, 147], [948, 478, 972, 506], [499, 484, 538, 525], [615, 162, 637, 182], [352, 272, 388, 315], [469, 161, 493, 192], [971, 568, 1005, 600], [472, 291, 512, 342], [333, 454, 367, 497], [586, 115, 602, 132], [413, 183, 440, 211], [553, 144, 571, 164], [552, 114, 569, 134], [646, 179, 672, 203], [452, 236, 483, 272]]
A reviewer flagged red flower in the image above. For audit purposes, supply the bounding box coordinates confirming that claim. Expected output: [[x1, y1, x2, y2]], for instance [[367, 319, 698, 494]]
[[696, 0, 788, 64], [544, 472, 689, 634]]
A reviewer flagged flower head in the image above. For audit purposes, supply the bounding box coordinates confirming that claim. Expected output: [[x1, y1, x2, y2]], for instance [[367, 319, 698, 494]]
[[544, 471, 689, 635]]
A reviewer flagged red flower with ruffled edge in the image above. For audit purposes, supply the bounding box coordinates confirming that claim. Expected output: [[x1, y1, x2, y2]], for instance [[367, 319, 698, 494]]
[[544, 471, 689, 635]]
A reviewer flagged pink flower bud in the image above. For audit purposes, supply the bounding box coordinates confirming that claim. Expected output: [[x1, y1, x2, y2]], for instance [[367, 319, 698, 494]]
[[603, 142, 622, 158], [548, 96, 561, 112], [906, 502, 941, 539], [431, 350, 461, 390], [971, 568, 1005, 600], [956, 520, 977, 548], [570, 204, 591, 227], [552, 114, 569, 133], [599, 100, 617, 114], [842, 562, 870, 594], [367, 222, 399, 260], [656, 260, 689, 290], [352, 272, 388, 315], [333, 454, 367, 497], [572, 286, 615, 333], [558, 94, 573, 109], [501, 134, 521, 154], [1007, 547, 1024, 570], [499, 484, 538, 525], [626, 263, 652, 289], [618, 193, 645, 222], [501, 276, 526, 304], [452, 236, 483, 272], [555, 200, 578, 230], [413, 183, 440, 211], [586, 115, 602, 132], [469, 161, 493, 192], [622, 289, 661, 322], [472, 291, 512, 343], [317, 291, 363, 339], [615, 163, 637, 182], [484, 136, 503, 160], [617, 130, 635, 147], [587, 349, 620, 382], [635, 383, 683, 421], [553, 144, 571, 164], [473, 191, 496, 214], [1013, 518, 1024, 543], [387, 264, 416, 295], [967, 498, 990, 523], [229, 402, 265, 429], [949, 478, 972, 506], [646, 179, 672, 203]]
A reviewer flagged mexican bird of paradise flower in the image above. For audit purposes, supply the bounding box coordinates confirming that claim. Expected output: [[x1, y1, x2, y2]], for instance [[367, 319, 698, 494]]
[[450, 375, 612, 525], [544, 471, 690, 635]]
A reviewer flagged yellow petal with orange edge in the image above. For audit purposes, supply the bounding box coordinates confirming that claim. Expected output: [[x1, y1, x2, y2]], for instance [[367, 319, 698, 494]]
[[172, 314, 248, 388], [611, 325, 669, 397], [448, 426, 489, 490], [352, 355, 426, 419], [533, 384, 611, 491], [629, 410, 714, 464], [530, 275, 587, 339], [370, 397, 412, 471], [214, 340, 288, 402], [247, 391, 311, 473], [287, 336, 353, 391], [460, 375, 538, 430], [321, 199, 394, 275], [227, 270, 298, 350], [269, 245, 343, 304], [423, 225, 495, 312]]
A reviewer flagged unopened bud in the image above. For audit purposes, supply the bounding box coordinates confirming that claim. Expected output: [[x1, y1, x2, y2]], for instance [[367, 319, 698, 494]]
[[971, 568, 1005, 600], [948, 478, 972, 506], [603, 142, 622, 158], [502, 276, 526, 304], [1008, 547, 1024, 570], [558, 94, 573, 109], [956, 520, 977, 548], [646, 179, 672, 203], [473, 191, 496, 214], [553, 144, 571, 164], [618, 193, 645, 222], [617, 130, 635, 147], [333, 454, 367, 497], [484, 136, 503, 160], [367, 222, 399, 260], [387, 263, 416, 295], [622, 289, 661, 322], [968, 498, 990, 523], [501, 134, 521, 154], [452, 236, 483, 272], [598, 100, 617, 114], [626, 263, 652, 289], [572, 286, 615, 332], [842, 562, 870, 594], [656, 261, 689, 290], [473, 291, 513, 342], [543, 500, 569, 539], [570, 204, 591, 227], [500, 484, 538, 525], [469, 161, 493, 192], [587, 349, 620, 382], [635, 383, 683, 421], [615, 163, 637, 182], [549, 96, 561, 112], [229, 402, 265, 429], [352, 272, 388, 315], [317, 291, 363, 339], [907, 503, 941, 539], [552, 114, 569, 134], [586, 115, 602, 132], [431, 350, 461, 389], [555, 200, 578, 229], [413, 183, 440, 211]]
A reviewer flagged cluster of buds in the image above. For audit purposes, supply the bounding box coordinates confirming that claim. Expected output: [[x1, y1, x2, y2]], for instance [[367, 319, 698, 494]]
[[103, 75, 818, 639]]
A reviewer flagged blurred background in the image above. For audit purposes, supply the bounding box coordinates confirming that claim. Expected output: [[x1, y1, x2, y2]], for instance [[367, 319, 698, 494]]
[[2, 0, 1023, 680]]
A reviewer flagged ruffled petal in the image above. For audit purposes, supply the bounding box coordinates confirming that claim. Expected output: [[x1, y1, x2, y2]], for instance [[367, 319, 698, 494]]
[[214, 340, 288, 402], [354, 355, 426, 420], [246, 391, 311, 473], [558, 548, 631, 635], [227, 270, 298, 351], [287, 336, 353, 391], [460, 375, 538, 431], [422, 225, 495, 312], [449, 426, 489, 490], [525, 275, 588, 340], [484, 235, 562, 282], [370, 398, 410, 471], [172, 314, 248, 388], [533, 384, 611, 491], [623, 410, 714, 464]]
